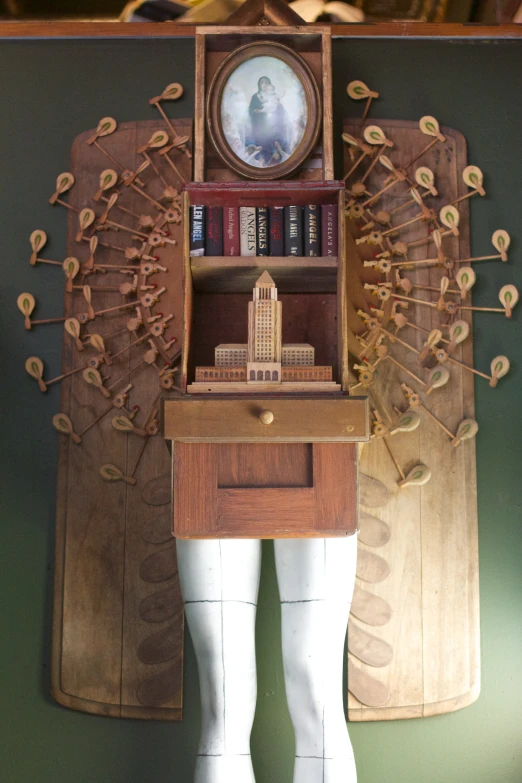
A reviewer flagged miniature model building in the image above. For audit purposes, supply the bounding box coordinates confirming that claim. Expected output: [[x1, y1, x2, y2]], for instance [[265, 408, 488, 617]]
[[188, 271, 340, 393]]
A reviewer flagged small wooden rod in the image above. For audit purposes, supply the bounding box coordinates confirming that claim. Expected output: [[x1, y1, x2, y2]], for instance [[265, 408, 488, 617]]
[[101, 195, 141, 221], [402, 319, 450, 345], [451, 190, 478, 207], [380, 328, 420, 355], [444, 353, 491, 380], [458, 305, 504, 313], [419, 403, 455, 439], [404, 137, 439, 170], [153, 100, 177, 138], [55, 198, 79, 213], [93, 300, 140, 317], [391, 257, 438, 268], [91, 263, 141, 270], [383, 211, 426, 236], [34, 257, 62, 266], [143, 151, 169, 189], [162, 151, 185, 184], [388, 190, 428, 216], [130, 433, 150, 478], [360, 146, 385, 184], [108, 333, 149, 362], [383, 436, 406, 480], [343, 150, 367, 181], [455, 254, 502, 264], [73, 285, 120, 291], [82, 236, 128, 254], [358, 96, 374, 135], [103, 219, 149, 239], [387, 355, 427, 386], [46, 364, 85, 385], [130, 182, 166, 212], [106, 359, 145, 392], [410, 282, 460, 294], [94, 139, 123, 170], [407, 229, 452, 249], [362, 176, 401, 207], [31, 316, 67, 325], [392, 293, 438, 309], [78, 403, 113, 436]]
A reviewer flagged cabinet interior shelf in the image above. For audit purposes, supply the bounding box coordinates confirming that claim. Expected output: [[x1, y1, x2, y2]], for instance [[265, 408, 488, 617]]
[[190, 256, 338, 293]]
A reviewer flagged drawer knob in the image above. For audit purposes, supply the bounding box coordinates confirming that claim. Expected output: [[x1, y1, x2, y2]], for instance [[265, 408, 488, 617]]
[[259, 410, 274, 425]]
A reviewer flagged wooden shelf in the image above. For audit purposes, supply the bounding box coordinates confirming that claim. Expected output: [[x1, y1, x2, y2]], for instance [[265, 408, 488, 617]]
[[191, 256, 338, 292]]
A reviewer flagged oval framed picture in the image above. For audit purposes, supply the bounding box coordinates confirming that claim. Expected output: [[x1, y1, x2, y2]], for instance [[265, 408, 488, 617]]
[[207, 41, 322, 180]]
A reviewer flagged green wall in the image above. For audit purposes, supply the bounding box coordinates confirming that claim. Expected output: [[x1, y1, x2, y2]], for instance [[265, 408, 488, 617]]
[[0, 36, 521, 783]]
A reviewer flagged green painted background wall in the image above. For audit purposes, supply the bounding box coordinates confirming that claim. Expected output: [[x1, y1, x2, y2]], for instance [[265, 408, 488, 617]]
[[0, 36, 520, 783]]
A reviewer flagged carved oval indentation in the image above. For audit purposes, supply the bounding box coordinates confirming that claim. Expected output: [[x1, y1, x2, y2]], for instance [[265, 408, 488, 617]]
[[140, 545, 177, 583], [360, 473, 391, 508], [358, 511, 391, 548], [141, 509, 173, 544], [350, 586, 391, 627], [348, 623, 393, 668], [141, 474, 171, 506], [138, 621, 183, 665], [137, 664, 183, 708], [348, 660, 389, 707], [356, 550, 390, 583], [139, 583, 182, 623]]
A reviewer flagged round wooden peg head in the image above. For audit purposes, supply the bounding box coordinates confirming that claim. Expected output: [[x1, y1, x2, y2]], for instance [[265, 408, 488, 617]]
[[25, 356, 47, 392], [462, 165, 485, 196], [419, 116, 445, 142], [63, 256, 80, 293], [398, 464, 432, 489], [87, 117, 117, 145], [347, 80, 379, 100], [83, 367, 111, 397], [83, 284, 95, 320], [364, 125, 393, 147], [259, 410, 274, 425], [29, 229, 47, 265], [447, 320, 469, 353], [425, 365, 450, 395], [499, 284, 518, 318], [390, 411, 421, 434], [451, 418, 478, 447], [94, 169, 118, 202], [492, 230, 510, 261], [100, 463, 136, 485], [17, 292, 35, 330], [53, 412, 81, 444], [147, 130, 170, 151], [456, 267, 476, 300], [76, 208, 95, 242], [160, 82, 183, 101], [415, 166, 437, 195], [419, 328, 442, 362], [50, 172, 74, 204], [64, 317, 84, 351], [341, 132, 359, 148], [489, 355, 510, 387], [439, 205, 460, 235]]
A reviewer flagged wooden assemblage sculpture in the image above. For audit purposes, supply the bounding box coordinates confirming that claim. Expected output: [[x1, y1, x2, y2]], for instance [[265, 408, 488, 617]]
[[162, 3, 368, 781]]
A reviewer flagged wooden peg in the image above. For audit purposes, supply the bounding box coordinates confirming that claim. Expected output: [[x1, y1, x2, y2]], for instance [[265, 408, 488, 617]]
[[100, 463, 136, 485], [492, 230, 510, 262], [425, 365, 450, 395], [437, 277, 450, 311], [83, 367, 110, 398], [85, 235, 98, 272], [489, 355, 510, 387], [439, 205, 460, 236], [25, 356, 47, 392], [50, 172, 74, 205], [459, 165, 486, 198], [29, 229, 47, 265], [398, 464, 432, 489], [98, 192, 119, 226], [89, 333, 111, 365], [76, 208, 96, 242], [451, 418, 479, 448], [112, 415, 147, 437], [93, 169, 118, 202], [137, 129, 170, 155], [419, 329, 442, 363], [63, 256, 80, 293], [64, 318, 84, 351], [447, 320, 470, 353], [83, 285, 95, 320], [52, 412, 82, 445], [87, 117, 117, 146], [347, 80, 379, 133], [414, 166, 437, 196], [403, 116, 446, 170], [499, 284, 519, 318], [389, 410, 421, 435], [17, 292, 35, 329], [364, 125, 394, 148], [149, 83, 189, 157], [456, 267, 476, 300]]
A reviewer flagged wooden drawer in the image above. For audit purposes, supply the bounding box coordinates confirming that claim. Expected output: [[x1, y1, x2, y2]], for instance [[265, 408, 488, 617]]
[[163, 396, 369, 443]]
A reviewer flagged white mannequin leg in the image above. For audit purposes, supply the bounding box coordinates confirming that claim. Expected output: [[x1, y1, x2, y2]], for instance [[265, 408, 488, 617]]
[[274, 535, 358, 783], [176, 538, 262, 783]]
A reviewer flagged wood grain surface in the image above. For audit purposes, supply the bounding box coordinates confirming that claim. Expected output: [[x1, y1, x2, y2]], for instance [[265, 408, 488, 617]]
[[343, 120, 480, 721], [52, 119, 191, 720]]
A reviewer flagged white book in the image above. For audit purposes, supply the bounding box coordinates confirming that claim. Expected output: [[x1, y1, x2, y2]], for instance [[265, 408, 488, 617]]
[[240, 206, 256, 256]]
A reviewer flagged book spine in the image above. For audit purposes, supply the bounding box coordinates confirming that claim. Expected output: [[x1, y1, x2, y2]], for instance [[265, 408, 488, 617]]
[[304, 204, 320, 257], [269, 206, 284, 256], [240, 207, 256, 256], [223, 206, 239, 256], [256, 207, 269, 256], [321, 204, 338, 257], [284, 205, 303, 256], [206, 206, 223, 256], [189, 205, 205, 257]]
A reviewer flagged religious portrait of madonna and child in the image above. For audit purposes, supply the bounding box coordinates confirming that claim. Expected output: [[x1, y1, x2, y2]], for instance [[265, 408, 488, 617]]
[[208, 43, 321, 180]]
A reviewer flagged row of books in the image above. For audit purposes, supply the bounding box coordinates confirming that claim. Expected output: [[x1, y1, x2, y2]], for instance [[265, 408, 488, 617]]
[[189, 204, 338, 258]]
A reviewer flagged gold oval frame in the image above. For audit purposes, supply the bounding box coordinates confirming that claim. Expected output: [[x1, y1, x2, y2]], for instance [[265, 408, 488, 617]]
[[207, 41, 322, 181]]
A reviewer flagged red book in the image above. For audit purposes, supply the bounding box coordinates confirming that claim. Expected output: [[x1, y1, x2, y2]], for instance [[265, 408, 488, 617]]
[[223, 206, 240, 256], [321, 204, 338, 257]]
